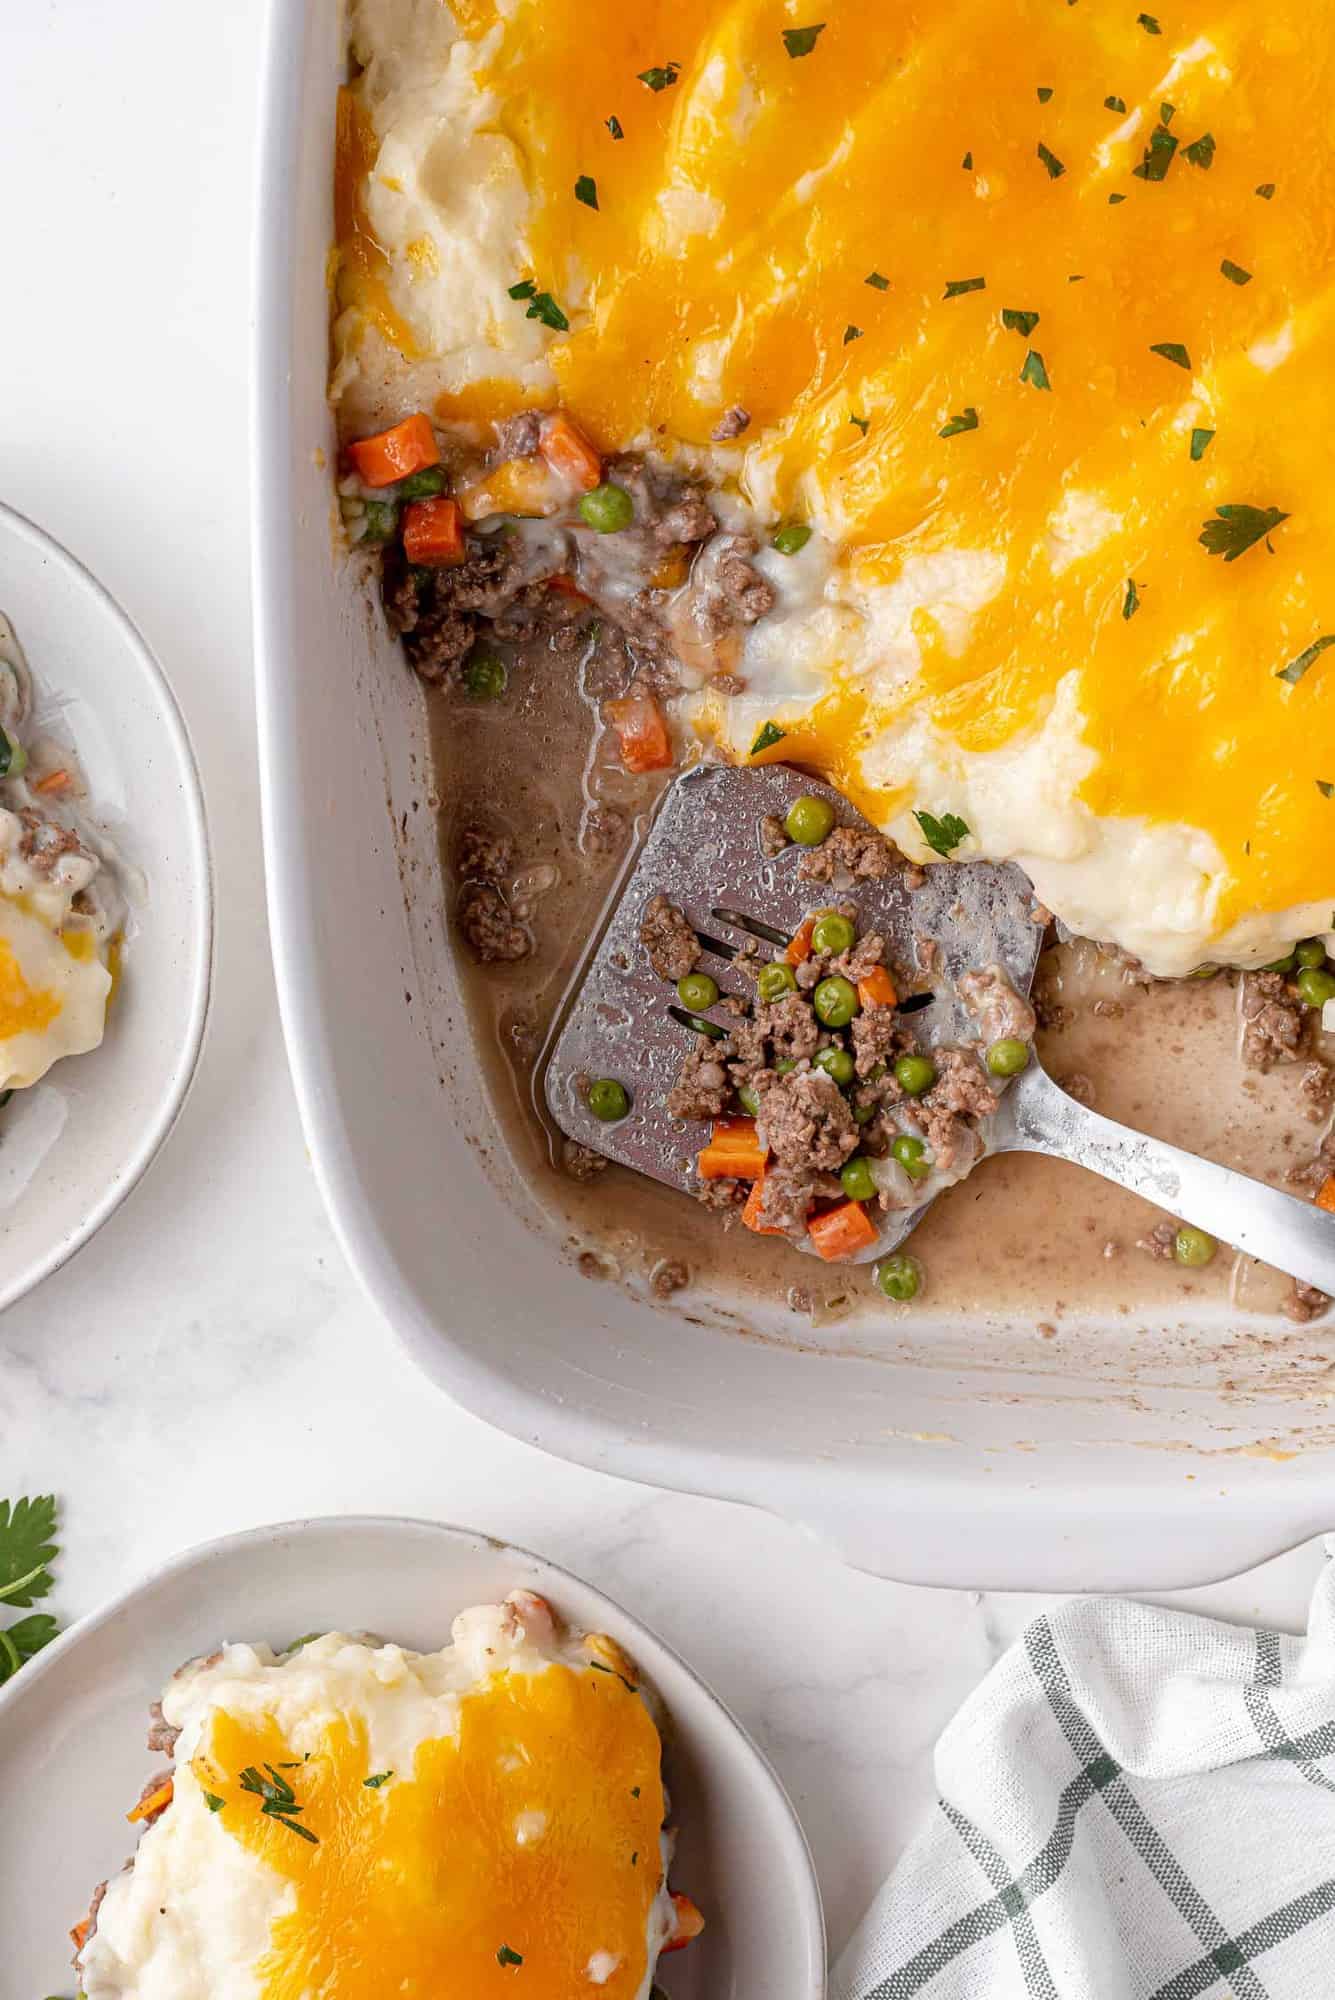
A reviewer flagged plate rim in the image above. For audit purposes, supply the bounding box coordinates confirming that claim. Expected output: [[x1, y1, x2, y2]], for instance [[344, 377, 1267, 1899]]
[[0, 1510, 828, 1997], [0, 497, 215, 1309]]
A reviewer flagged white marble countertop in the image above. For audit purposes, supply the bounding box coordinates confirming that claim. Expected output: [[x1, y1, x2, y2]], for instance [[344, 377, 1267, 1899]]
[[1, 0, 1327, 1969]]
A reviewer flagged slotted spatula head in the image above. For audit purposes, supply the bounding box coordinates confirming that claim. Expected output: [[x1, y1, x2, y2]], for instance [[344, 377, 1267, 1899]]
[[542, 763, 1043, 1261]]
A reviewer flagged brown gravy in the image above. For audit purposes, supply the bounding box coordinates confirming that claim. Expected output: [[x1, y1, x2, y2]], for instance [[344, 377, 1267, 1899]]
[[428, 627, 1332, 1332]]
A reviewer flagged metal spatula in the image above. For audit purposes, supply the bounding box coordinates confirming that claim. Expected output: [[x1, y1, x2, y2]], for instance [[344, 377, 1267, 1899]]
[[542, 763, 1335, 1291]]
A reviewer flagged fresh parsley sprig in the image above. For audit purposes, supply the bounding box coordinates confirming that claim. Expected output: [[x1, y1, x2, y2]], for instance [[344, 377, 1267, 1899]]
[[1199, 504, 1289, 562], [239, 1762, 320, 1844], [914, 810, 970, 858], [0, 1495, 59, 1687]]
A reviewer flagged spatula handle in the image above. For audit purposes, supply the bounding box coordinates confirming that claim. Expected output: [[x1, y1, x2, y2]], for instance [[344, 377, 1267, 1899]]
[[995, 1062, 1335, 1297]]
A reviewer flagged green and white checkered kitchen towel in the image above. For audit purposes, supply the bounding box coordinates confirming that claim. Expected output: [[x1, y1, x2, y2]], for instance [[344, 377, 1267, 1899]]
[[834, 1554, 1335, 2000]]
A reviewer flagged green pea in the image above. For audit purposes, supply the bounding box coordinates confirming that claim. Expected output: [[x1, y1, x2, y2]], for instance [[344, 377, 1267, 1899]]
[[1173, 1224, 1216, 1268], [1261, 951, 1296, 973], [397, 466, 448, 499], [757, 961, 798, 1003], [986, 1038, 1030, 1078], [814, 1046, 856, 1086], [894, 1053, 936, 1097], [588, 1078, 629, 1122], [891, 1133, 931, 1180], [876, 1253, 923, 1302], [852, 1102, 876, 1125], [813, 975, 859, 1028], [676, 972, 719, 1012], [463, 653, 507, 700], [361, 498, 400, 542], [772, 521, 813, 556], [774, 1057, 798, 1074], [811, 912, 856, 955], [840, 1156, 877, 1202], [1297, 967, 1335, 1008], [784, 794, 837, 846], [1296, 938, 1329, 969], [578, 483, 635, 533], [737, 1082, 762, 1117]]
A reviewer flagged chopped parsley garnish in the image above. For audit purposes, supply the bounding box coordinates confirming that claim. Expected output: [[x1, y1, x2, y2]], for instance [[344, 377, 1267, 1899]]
[[525, 291, 570, 332], [1122, 578, 1142, 620], [363, 1771, 394, 1788], [1133, 123, 1178, 181], [497, 1947, 524, 1969], [631, 1786, 641, 1798], [1002, 308, 1040, 337], [914, 809, 970, 857], [1109, 192, 1127, 204], [939, 406, 980, 438], [508, 280, 537, 299], [1220, 258, 1251, 286], [1020, 348, 1052, 390], [1317, 781, 1335, 799], [1199, 504, 1289, 562], [1183, 132, 1215, 169], [203, 1791, 226, 1813], [849, 413, 870, 434], [575, 176, 599, 211], [1149, 340, 1191, 369], [1256, 181, 1276, 199], [865, 270, 890, 290], [588, 1658, 639, 1693], [1190, 427, 1215, 461], [1137, 12, 1162, 32], [944, 276, 986, 298], [1160, 102, 1175, 124], [1038, 85, 1054, 102], [781, 23, 825, 56], [962, 151, 973, 170], [1277, 635, 1335, 684], [239, 1764, 319, 1844], [843, 323, 863, 343], [605, 115, 624, 140], [0, 1494, 59, 1687], [1104, 95, 1127, 112], [1037, 141, 1066, 179], [636, 61, 681, 91], [751, 721, 786, 754]]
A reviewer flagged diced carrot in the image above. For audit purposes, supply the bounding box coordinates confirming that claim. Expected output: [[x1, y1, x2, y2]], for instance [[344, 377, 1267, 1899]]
[[347, 412, 440, 488], [807, 1199, 878, 1261], [698, 1115, 767, 1182], [786, 916, 817, 967], [1317, 1176, 1335, 1214], [548, 572, 590, 601], [34, 769, 71, 795], [650, 545, 690, 591], [70, 1917, 91, 1952], [539, 411, 603, 491], [128, 1777, 174, 1824], [402, 497, 464, 567], [605, 691, 673, 775], [663, 1893, 706, 1952], [742, 1174, 785, 1235], [857, 965, 899, 1009]]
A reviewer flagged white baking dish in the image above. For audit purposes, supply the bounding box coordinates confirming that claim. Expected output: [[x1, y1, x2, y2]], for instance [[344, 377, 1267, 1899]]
[[252, 0, 1335, 1593]]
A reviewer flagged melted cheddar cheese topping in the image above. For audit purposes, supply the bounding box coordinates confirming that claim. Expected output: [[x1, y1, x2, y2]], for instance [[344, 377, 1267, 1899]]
[[338, 0, 1335, 963], [193, 1662, 665, 2000]]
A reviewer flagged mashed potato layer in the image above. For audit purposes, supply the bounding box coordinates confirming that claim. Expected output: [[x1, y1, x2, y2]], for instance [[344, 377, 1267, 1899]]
[[336, 0, 1335, 974], [80, 1601, 676, 2000]]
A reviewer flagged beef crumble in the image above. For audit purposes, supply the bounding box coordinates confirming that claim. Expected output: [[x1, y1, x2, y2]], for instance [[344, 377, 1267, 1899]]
[[458, 881, 530, 963], [798, 823, 902, 883], [640, 893, 701, 982], [1240, 969, 1308, 1069]]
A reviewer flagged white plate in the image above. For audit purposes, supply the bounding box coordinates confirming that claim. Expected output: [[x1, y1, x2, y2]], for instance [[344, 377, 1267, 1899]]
[[0, 502, 212, 1308], [0, 1514, 826, 2000]]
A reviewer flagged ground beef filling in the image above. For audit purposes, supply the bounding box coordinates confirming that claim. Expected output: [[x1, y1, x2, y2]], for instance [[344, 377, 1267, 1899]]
[[645, 889, 1021, 1250], [376, 421, 773, 710]]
